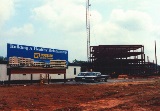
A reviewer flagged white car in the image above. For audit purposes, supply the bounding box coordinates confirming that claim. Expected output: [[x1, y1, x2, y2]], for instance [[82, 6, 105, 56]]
[[75, 72, 109, 82]]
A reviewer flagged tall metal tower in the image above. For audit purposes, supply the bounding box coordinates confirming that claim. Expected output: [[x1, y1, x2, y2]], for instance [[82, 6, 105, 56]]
[[86, 0, 91, 62]]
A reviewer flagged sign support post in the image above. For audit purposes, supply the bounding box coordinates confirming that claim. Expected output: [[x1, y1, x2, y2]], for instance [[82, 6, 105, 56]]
[[48, 74, 50, 84], [64, 73, 66, 83], [30, 74, 33, 85]]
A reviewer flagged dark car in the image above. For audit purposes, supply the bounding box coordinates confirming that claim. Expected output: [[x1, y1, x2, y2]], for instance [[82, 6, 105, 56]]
[[75, 72, 109, 82]]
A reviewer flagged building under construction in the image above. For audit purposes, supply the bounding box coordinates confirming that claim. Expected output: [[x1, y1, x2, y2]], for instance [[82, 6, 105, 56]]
[[90, 45, 146, 75], [85, 1, 158, 76]]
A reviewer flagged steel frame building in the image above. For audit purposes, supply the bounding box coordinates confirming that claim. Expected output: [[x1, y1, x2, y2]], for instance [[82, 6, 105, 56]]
[[90, 45, 145, 75]]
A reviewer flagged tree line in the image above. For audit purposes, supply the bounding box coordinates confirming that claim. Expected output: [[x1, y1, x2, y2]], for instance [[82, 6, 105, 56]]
[[0, 56, 7, 61]]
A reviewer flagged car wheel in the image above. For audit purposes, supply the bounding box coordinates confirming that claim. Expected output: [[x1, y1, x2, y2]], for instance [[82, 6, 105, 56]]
[[93, 78, 99, 83], [104, 78, 107, 82]]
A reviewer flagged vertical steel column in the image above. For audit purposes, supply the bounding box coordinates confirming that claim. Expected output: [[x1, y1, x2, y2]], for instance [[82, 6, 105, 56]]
[[144, 54, 146, 74]]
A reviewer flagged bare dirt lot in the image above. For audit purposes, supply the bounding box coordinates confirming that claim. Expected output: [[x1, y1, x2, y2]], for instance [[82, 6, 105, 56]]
[[0, 77, 160, 111]]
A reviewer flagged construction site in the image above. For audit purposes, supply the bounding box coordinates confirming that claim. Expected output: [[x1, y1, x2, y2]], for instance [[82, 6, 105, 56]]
[[0, 0, 160, 111], [0, 77, 160, 111], [89, 45, 159, 77], [85, 0, 159, 77]]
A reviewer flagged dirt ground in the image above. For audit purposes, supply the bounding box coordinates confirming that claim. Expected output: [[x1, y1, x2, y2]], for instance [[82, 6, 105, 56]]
[[0, 77, 160, 111]]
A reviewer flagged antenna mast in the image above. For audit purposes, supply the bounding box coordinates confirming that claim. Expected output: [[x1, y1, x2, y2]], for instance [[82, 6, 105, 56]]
[[86, 0, 91, 62]]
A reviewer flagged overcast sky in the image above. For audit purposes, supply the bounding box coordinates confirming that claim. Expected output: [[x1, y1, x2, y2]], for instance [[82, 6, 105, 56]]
[[0, 0, 160, 63]]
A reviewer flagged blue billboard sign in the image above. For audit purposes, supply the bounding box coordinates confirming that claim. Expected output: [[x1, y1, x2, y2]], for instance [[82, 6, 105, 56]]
[[7, 43, 68, 68]]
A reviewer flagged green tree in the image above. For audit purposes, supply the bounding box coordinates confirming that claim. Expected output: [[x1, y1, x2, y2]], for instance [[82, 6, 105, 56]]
[[72, 59, 87, 64], [0, 56, 7, 61]]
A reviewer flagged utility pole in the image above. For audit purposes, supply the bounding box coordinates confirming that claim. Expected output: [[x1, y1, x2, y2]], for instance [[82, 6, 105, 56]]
[[86, 0, 91, 62], [155, 40, 157, 74]]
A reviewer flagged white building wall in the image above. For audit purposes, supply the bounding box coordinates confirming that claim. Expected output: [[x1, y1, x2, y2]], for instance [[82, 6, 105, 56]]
[[0, 64, 7, 81], [33, 74, 41, 80], [66, 66, 81, 78], [11, 74, 41, 80], [49, 66, 81, 79], [0, 64, 81, 81], [10, 74, 31, 80]]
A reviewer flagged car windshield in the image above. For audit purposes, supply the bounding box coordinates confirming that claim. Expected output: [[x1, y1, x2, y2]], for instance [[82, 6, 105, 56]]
[[78, 73, 85, 76], [78, 72, 100, 76], [96, 73, 101, 76], [85, 73, 96, 76]]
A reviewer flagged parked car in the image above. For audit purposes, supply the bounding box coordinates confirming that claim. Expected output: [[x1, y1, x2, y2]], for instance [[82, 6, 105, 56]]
[[75, 72, 109, 82]]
